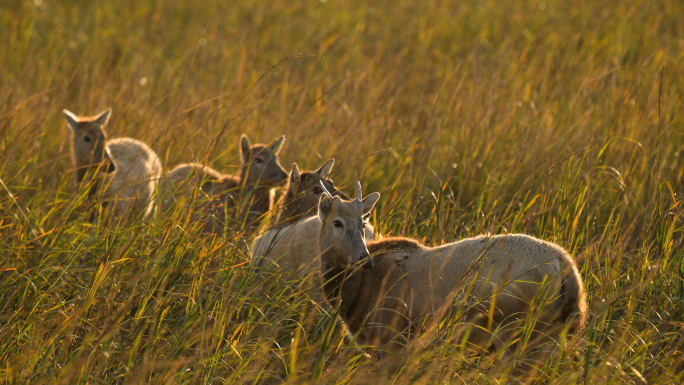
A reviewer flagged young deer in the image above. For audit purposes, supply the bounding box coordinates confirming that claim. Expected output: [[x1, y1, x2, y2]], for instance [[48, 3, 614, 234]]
[[63, 108, 162, 220], [251, 161, 374, 273], [316, 183, 586, 359], [160, 134, 287, 234], [273, 160, 341, 227]]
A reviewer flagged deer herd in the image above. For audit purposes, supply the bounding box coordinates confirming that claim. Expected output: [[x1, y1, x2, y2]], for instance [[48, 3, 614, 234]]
[[63, 107, 588, 368]]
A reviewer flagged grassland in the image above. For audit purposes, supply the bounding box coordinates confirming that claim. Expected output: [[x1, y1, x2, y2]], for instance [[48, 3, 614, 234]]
[[1, 0, 683, 383]]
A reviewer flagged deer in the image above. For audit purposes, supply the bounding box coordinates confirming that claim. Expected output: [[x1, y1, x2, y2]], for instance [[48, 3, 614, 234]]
[[63, 108, 162, 221], [315, 182, 587, 362], [159, 134, 287, 234], [251, 160, 374, 273], [273, 160, 341, 227]]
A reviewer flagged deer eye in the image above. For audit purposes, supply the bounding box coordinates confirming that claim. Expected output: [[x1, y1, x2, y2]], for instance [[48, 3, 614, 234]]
[[83, 135, 92, 143], [333, 220, 343, 228], [254, 158, 263, 164], [313, 186, 323, 194]]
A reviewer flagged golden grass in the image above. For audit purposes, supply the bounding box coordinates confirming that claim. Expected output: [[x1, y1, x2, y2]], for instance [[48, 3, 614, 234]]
[[1, 0, 683, 383]]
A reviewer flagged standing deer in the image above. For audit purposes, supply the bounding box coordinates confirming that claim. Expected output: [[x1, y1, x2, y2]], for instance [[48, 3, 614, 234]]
[[63, 108, 162, 220], [251, 160, 374, 273], [273, 160, 340, 227], [159, 134, 287, 234], [316, 182, 586, 359]]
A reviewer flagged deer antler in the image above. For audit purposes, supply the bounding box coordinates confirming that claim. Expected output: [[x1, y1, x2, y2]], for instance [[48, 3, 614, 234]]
[[319, 181, 333, 197]]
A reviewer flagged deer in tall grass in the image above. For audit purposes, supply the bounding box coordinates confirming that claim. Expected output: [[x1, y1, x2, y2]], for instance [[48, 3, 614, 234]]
[[63, 108, 162, 220], [251, 160, 374, 273], [159, 134, 287, 234], [316, 182, 587, 361], [273, 160, 340, 227]]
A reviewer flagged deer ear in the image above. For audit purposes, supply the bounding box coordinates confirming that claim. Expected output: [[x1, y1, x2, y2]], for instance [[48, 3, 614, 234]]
[[268, 135, 286, 155], [93, 108, 112, 127], [362, 192, 380, 215], [289, 163, 301, 190], [290, 163, 301, 183], [318, 192, 333, 222], [63, 109, 80, 131], [316, 159, 335, 177], [240, 134, 252, 164]]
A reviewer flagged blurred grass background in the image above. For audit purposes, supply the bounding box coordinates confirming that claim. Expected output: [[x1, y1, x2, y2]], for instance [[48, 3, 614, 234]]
[[1, 0, 683, 383]]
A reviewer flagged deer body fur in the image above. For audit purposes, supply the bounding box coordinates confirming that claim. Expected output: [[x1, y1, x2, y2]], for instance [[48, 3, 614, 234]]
[[323, 234, 586, 350], [252, 216, 322, 273], [103, 138, 163, 219]]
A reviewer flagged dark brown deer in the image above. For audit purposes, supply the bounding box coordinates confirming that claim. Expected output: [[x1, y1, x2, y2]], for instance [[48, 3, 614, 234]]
[[274, 159, 343, 227], [160, 134, 287, 234]]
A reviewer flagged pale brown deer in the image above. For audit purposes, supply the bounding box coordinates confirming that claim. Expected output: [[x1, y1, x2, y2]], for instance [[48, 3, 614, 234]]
[[252, 161, 375, 273], [63, 108, 162, 220], [315, 183, 586, 359]]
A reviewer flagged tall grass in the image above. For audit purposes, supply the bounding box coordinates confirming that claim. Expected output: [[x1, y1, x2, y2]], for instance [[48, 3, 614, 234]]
[[1, 0, 683, 383]]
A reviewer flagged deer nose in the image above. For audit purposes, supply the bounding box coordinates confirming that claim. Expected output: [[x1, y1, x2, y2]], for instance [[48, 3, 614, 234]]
[[358, 251, 373, 269]]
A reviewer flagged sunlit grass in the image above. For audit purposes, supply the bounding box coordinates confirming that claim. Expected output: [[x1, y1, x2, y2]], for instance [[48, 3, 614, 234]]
[[1, 0, 683, 383]]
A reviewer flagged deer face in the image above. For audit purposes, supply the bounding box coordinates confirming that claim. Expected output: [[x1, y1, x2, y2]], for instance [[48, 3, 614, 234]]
[[240, 134, 288, 187], [63, 108, 116, 182], [287, 159, 347, 217], [318, 183, 380, 270]]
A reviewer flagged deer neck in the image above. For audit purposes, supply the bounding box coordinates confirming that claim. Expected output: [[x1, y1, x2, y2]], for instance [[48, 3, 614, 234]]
[[321, 258, 371, 335], [274, 191, 307, 227], [75, 163, 113, 199], [242, 184, 273, 212]]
